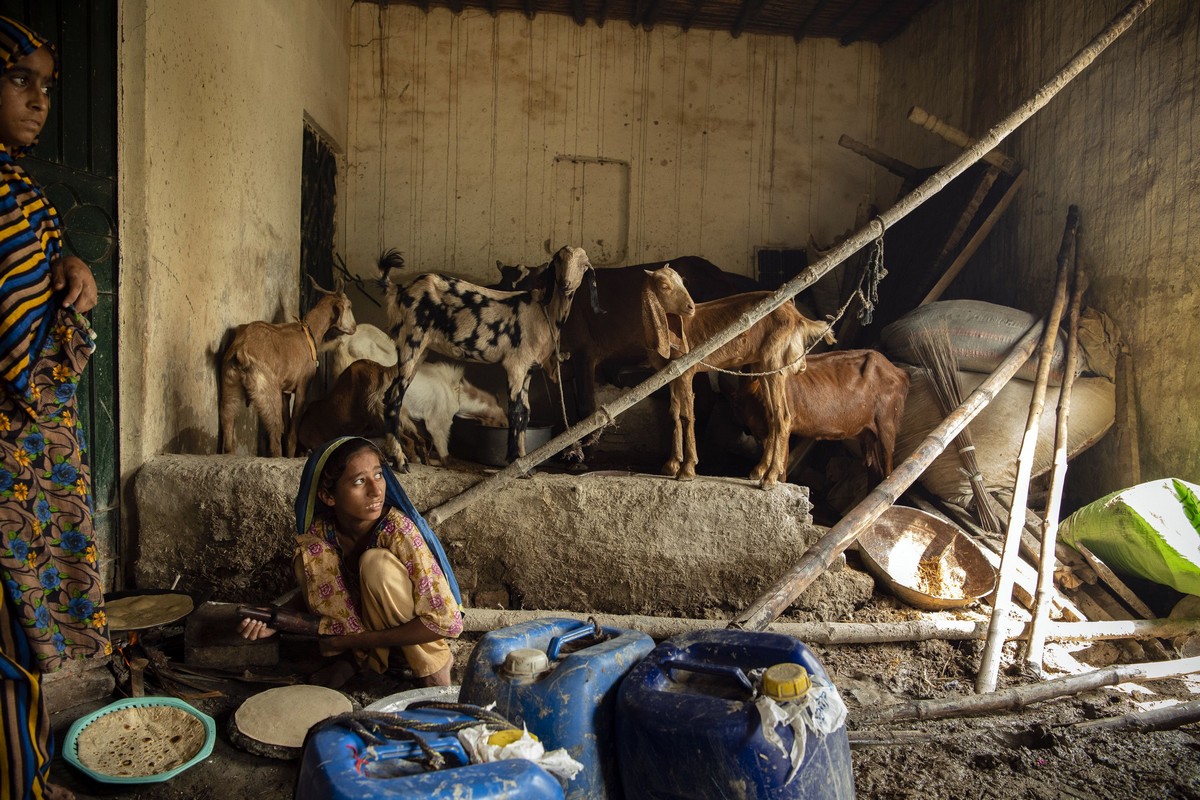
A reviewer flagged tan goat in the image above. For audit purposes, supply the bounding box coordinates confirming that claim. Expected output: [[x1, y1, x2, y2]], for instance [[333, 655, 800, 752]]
[[219, 277, 357, 457], [641, 266, 834, 488]]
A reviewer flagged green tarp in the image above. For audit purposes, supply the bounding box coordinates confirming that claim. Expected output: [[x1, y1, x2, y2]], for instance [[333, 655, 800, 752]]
[[1059, 478, 1200, 596]]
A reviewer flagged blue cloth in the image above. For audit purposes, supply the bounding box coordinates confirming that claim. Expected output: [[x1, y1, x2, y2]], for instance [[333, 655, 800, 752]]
[[295, 437, 462, 606]]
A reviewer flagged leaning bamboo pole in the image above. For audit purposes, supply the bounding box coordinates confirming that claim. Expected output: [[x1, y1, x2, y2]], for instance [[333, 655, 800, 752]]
[[975, 207, 1078, 694], [731, 322, 1043, 632], [1026, 262, 1088, 672], [424, 0, 1157, 527]]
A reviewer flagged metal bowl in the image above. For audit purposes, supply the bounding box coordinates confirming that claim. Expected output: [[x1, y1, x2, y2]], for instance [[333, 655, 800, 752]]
[[856, 505, 997, 610], [449, 419, 553, 467]]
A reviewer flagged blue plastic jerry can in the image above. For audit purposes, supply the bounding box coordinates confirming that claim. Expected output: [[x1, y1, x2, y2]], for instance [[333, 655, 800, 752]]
[[616, 629, 855, 800], [295, 704, 564, 800], [459, 617, 656, 800]]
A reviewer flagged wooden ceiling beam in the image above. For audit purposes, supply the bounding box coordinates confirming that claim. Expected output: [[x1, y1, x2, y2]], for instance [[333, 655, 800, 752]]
[[522, 0, 537, 19], [640, 0, 665, 30], [682, 0, 705, 32], [731, 0, 769, 38], [570, 0, 588, 25], [793, 0, 830, 42]]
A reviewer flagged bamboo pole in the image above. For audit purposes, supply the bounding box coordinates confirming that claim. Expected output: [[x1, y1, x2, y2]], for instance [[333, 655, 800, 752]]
[[1026, 257, 1088, 672], [422, 0, 1157, 527], [731, 322, 1043, 632], [976, 207, 1078, 694], [858, 655, 1200, 726], [461, 607, 1200, 644]]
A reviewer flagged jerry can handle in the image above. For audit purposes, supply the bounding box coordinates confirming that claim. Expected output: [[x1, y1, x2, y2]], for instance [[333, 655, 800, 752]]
[[661, 658, 754, 694], [546, 618, 602, 660]]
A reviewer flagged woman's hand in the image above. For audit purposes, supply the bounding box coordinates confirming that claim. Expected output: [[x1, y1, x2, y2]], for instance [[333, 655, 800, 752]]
[[238, 616, 278, 640], [51, 255, 98, 313]]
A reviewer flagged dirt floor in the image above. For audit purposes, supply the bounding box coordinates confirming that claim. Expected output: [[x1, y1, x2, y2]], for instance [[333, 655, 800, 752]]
[[45, 580, 1200, 800]]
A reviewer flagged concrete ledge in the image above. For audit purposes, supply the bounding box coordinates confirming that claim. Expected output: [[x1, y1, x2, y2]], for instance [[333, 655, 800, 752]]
[[132, 455, 872, 618]]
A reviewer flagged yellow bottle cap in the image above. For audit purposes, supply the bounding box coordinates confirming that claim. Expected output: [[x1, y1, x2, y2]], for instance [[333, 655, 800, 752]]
[[762, 662, 811, 701], [488, 728, 537, 747]]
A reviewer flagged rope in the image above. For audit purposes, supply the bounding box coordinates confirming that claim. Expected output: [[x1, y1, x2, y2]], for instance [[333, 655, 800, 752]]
[[313, 704, 522, 773], [684, 218, 888, 378]]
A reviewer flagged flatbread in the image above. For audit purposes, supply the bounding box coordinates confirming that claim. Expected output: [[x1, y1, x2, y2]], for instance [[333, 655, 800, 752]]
[[75, 705, 206, 778], [106, 594, 194, 631], [233, 685, 353, 749]]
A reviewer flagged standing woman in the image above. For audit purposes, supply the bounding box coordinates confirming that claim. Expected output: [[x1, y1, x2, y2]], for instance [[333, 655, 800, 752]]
[[0, 16, 109, 800]]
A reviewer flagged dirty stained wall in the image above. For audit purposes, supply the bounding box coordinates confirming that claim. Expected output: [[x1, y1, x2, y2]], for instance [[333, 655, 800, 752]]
[[874, 0, 1199, 506], [343, 4, 880, 286], [118, 0, 352, 479]]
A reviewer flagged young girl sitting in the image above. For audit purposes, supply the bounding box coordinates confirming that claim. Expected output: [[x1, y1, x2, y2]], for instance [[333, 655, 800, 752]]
[[239, 436, 463, 687]]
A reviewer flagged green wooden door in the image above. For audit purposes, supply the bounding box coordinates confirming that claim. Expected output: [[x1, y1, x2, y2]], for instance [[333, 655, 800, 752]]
[[0, 1, 119, 585]]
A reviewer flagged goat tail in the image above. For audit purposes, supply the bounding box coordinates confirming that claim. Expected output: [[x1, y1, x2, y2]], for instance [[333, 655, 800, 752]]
[[378, 248, 406, 282]]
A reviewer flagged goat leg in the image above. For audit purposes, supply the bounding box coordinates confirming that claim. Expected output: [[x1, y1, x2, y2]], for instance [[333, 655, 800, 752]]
[[662, 378, 685, 478], [677, 374, 698, 481]]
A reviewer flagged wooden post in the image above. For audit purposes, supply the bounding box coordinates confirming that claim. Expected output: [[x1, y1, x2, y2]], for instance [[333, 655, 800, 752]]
[[976, 207, 1078, 694], [837, 134, 919, 180], [1025, 260, 1088, 672], [907, 106, 1020, 174], [423, 0, 1158, 526], [731, 323, 1043, 632]]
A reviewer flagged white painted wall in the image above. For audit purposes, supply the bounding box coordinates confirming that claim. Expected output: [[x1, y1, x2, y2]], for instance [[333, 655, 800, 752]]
[[118, 0, 352, 475], [876, 0, 1200, 502], [343, 5, 880, 287]]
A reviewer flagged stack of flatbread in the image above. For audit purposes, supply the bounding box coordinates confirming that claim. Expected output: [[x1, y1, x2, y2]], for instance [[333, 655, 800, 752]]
[[74, 704, 207, 778], [231, 685, 354, 758]]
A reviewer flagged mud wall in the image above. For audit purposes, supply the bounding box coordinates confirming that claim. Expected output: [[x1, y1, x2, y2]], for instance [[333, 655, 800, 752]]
[[342, 4, 881, 286]]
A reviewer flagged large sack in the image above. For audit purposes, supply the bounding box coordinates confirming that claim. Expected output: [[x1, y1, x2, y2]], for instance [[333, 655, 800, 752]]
[[881, 300, 1120, 385], [1058, 479, 1200, 596], [894, 365, 1116, 507]]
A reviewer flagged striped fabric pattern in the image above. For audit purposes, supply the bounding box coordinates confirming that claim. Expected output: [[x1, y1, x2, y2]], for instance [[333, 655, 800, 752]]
[[0, 596, 52, 800], [0, 161, 60, 395]]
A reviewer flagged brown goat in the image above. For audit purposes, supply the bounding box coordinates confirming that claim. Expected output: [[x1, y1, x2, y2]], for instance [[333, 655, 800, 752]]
[[736, 350, 910, 482], [494, 256, 760, 461], [219, 277, 356, 457], [641, 265, 834, 488]]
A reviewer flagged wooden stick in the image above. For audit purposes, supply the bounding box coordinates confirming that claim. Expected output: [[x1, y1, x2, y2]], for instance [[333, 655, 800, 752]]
[[462, 607, 1200, 644], [976, 206, 1078, 694], [907, 106, 1020, 174], [1070, 699, 1200, 733], [1074, 542, 1156, 619], [837, 134, 919, 180], [1116, 348, 1143, 484], [732, 323, 1043, 632], [859, 655, 1200, 725], [920, 169, 1028, 306], [421, 0, 1157, 526], [1026, 258, 1088, 672]]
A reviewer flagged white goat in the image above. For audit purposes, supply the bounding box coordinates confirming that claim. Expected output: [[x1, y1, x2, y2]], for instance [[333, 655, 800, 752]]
[[298, 358, 507, 464], [328, 323, 396, 382], [220, 277, 356, 457]]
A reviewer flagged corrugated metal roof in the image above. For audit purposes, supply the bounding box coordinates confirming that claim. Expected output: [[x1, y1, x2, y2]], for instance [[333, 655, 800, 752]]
[[362, 0, 936, 44]]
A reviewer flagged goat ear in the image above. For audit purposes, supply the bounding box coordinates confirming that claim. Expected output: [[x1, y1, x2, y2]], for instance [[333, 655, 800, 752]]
[[669, 315, 689, 356], [641, 287, 673, 360]]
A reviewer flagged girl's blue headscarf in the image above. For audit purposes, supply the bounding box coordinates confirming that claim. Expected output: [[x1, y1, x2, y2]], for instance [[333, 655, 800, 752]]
[[296, 437, 462, 606]]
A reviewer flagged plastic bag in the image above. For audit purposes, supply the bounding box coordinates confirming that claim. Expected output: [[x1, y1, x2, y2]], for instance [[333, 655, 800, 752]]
[[457, 725, 583, 782]]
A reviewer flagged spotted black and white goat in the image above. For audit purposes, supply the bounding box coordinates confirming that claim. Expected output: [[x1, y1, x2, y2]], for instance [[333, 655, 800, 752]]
[[378, 246, 600, 469]]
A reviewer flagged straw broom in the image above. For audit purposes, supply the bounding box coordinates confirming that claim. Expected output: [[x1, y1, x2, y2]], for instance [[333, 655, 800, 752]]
[[910, 323, 1003, 533]]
